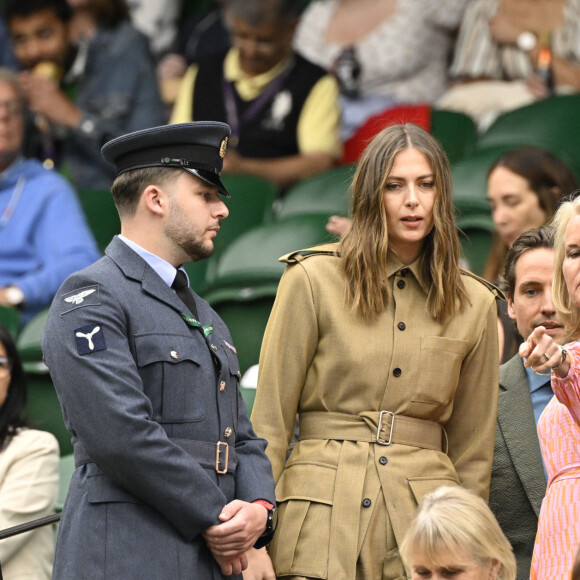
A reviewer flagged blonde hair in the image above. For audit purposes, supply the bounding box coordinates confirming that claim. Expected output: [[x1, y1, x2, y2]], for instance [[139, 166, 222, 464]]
[[552, 195, 580, 338], [339, 123, 468, 322], [400, 486, 516, 580]]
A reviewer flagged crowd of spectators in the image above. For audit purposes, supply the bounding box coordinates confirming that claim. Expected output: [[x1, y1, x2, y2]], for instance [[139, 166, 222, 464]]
[[3, 0, 580, 578]]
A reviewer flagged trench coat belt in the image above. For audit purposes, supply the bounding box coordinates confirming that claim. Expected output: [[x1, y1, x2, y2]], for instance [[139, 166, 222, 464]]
[[73, 438, 238, 474], [297, 411, 444, 579]]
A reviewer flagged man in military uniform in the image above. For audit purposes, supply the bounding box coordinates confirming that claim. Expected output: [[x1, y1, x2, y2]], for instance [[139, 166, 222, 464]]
[[41, 121, 276, 579]]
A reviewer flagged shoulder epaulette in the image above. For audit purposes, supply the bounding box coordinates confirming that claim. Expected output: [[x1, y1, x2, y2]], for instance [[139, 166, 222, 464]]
[[279, 243, 340, 264], [460, 268, 506, 300]]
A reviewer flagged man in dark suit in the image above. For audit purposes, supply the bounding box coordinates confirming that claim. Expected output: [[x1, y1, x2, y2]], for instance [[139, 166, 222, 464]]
[[41, 122, 277, 579], [489, 225, 567, 579]]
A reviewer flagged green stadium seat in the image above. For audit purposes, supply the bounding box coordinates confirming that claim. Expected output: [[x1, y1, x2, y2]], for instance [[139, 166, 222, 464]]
[[431, 109, 478, 165], [477, 95, 580, 182], [0, 306, 20, 339], [77, 189, 120, 253], [204, 214, 332, 373], [274, 165, 356, 220], [456, 214, 494, 277]]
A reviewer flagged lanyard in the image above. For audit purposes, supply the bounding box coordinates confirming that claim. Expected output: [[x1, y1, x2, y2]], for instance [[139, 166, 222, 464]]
[[0, 176, 25, 229], [180, 312, 213, 337], [222, 57, 295, 143]]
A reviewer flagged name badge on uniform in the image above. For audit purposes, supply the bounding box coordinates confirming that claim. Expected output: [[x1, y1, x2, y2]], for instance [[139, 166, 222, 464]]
[[75, 323, 106, 355]]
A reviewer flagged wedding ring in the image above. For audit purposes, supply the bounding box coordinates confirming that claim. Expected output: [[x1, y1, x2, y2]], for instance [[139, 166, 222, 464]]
[[543, 353, 551, 362]]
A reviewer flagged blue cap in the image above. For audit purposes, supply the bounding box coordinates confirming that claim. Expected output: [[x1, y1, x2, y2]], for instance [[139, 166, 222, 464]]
[[101, 122, 231, 197]]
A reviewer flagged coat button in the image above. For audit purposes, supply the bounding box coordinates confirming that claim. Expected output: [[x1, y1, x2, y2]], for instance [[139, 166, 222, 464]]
[[400, 268, 410, 277], [219, 380, 226, 392], [362, 498, 372, 508], [170, 350, 178, 359], [397, 280, 406, 289], [379, 456, 388, 465], [393, 368, 402, 377], [397, 322, 406, 331], [211, 344, 218, 352], [224, 427, 233, 438], [236, 370, 242, 379]]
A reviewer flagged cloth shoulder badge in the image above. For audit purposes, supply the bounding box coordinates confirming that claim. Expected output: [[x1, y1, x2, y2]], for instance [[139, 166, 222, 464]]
[[75, 323, 106, 355], [61, 284, 100, 313]]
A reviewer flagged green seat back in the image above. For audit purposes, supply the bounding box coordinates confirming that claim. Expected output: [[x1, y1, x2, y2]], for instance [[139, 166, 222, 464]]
[[17, 308, 50, 364], [431, 109, 478, 164], [275, 165, 356, 220], [456, 214, 494, 277], [477, 94, 580, 182], [77, 189, 120, 252], [57, 454, 75, 511], [26, 372, 71, 456], [0, 306, 20, 339], [204, 213, 332, 292]]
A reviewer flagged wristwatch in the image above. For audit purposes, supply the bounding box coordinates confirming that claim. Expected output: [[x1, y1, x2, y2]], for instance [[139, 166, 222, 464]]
[[253, 500, 278, 549], [517, 31, 537, 52], [3, 286, 24, 307]]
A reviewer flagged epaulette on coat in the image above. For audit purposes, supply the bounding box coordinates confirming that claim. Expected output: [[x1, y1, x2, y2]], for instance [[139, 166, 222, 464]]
[[279, 243, 340, 264]]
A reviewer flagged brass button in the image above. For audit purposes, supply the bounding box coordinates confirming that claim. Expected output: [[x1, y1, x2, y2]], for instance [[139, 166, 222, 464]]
[[170, 350, 179, 359], [211, 344, 218, 352], [236, 370, 242, 379], [224, 427, 233, 438], [219, 380, 226, 392]]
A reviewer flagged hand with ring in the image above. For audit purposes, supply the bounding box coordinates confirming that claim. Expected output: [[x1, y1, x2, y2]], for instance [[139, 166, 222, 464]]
[[519, 326, 570, 378]]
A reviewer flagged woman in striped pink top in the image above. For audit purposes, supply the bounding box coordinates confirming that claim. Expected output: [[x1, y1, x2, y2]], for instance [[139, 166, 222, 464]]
[[520, 194, 580, 579]]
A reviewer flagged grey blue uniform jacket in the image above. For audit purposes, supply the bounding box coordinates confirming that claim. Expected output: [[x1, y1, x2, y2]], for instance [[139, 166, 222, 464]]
[[488, 354, 547, 580], [42, 236, 276, 579]]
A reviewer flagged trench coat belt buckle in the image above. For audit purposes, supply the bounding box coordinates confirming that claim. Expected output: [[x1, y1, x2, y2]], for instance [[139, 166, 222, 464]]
[[376, 410, 395, 446], [216, 441, 229, 474]]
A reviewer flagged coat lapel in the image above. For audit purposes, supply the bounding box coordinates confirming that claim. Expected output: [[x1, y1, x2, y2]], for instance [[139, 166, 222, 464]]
[[498, 355, 547, 516], [105, 236, 194, 315]]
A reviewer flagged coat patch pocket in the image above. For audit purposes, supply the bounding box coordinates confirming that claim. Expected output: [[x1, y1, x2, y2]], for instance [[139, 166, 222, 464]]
[[271, 463, 336, 578], [87, 473, 143, 505], [407, 475, 460, 507], [413, 337, 469, 406]]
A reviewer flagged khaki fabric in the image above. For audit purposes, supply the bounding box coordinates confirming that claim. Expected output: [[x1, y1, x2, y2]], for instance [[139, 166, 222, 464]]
[[252, 244, 500, 579]]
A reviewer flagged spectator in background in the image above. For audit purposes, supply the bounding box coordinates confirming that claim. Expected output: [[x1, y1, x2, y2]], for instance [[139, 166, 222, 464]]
[[520, 194, 580, 580], [0, 68, 99, 324], [5, 0, 166, 191], [400, 485, 516, 580], [484, 146, 576, 362], [171, 0, 341, 192], [0, 323, 59, 579], [438, 0, 580, 130], [293, 0, 469, 141], [490, 226, 565, 580]]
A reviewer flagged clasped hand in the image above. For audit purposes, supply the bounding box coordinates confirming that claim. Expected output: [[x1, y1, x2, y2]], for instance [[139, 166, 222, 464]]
[[203, 500, 268, 576]]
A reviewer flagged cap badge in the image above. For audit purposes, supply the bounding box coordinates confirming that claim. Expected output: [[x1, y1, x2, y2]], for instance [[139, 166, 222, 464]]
[[219, 137, 228, 158]]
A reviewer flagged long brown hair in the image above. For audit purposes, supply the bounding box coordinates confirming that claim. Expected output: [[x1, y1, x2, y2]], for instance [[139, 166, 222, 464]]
[[339, 123, 468, 322]]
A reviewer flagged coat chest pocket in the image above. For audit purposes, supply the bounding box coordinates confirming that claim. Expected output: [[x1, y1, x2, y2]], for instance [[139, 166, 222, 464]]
[[413, 337, 469, 406], [134, 333, 207, 422], [270, 463, 336, 578]]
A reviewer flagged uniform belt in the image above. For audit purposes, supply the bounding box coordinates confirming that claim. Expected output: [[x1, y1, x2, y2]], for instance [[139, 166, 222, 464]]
[[73, 438, 237, 474], [298, 410, 445, 451]]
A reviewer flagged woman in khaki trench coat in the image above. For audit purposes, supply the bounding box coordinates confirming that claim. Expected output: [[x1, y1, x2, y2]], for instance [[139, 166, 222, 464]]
[[247, 124, 502, 580]]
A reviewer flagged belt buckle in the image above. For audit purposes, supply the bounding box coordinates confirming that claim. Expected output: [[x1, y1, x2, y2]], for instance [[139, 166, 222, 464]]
[[216, 441, 229, 474], [376, 410, 394, 446]]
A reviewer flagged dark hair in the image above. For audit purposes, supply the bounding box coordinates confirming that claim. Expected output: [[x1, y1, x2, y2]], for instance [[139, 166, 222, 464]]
[[484, 147, 576, 282], [0, 325, 27, 450], [110, 166, 180, 216], [4, 0, 72, 24], [82, 0, 130, 29], [501, 225, 555, 299], [226, 0, 300, 26]]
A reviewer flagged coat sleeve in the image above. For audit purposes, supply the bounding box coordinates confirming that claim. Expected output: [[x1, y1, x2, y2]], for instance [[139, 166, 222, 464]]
[[251, 263, 320, 482], [41, 273, 232, 541], [445, 294, 499, 500], [0, 430, 59, 563]]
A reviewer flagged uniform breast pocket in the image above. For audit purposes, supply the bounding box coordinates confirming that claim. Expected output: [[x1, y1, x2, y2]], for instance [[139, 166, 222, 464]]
[[413, 336, 469, 407], [134, 333, 208, 423]]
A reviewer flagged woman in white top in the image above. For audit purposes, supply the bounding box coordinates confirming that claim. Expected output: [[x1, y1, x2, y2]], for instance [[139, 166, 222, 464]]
[[0, 324, 59, 579]]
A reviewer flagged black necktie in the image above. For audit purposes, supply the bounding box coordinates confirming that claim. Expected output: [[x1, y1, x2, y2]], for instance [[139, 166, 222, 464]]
[[172, 269, 199, 319]]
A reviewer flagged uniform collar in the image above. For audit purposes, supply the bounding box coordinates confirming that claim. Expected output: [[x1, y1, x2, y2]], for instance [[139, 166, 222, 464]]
[[224, 47, 293, 101]]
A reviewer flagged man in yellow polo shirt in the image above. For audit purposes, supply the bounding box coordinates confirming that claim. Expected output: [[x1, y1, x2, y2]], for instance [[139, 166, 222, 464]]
[[171, 0, 341, 192]]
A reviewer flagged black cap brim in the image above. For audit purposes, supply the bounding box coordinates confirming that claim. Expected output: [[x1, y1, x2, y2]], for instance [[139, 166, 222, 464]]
[[184, 168, 230, 198]]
